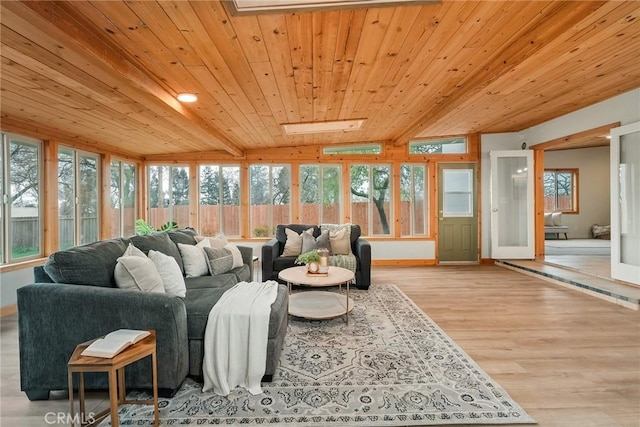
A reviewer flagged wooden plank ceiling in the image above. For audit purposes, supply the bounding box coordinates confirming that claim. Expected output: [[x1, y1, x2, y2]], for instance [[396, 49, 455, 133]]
[[1, 0, 639, 158]]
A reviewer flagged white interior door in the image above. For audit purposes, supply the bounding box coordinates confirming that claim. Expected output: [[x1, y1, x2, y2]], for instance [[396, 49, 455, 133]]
[[490, 150, 534, 259], [611, 121, 640, 285]]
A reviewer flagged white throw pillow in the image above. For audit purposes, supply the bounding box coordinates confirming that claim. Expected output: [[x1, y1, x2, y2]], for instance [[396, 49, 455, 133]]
[[148, 250, 186, 297], [114, 255, 165, 293], [224, 243, 244, 269], [544, 213, 554, 226], [552, 212, 563, 226], [282, 228, 306, 256], [178, 241, 210, 278], [195, 233, 228, 249], [123, 242, 146, 258]]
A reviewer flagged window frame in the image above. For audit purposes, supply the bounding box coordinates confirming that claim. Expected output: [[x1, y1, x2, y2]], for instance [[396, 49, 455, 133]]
[[198, 164, 241, 237], [1, 133, 44, 264], [400, 163, 428, 237], [350, 164, 393, 236], [249, 164, 292, 237], [110, 159, 137, 238], [299, 164, 343, 225], [409, 137, 467, 154], [543, 168, 579, 214], [147, 164, 191, 229]]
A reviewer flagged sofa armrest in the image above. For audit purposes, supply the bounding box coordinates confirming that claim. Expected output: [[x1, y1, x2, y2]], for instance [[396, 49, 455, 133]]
[[17, 283, 188, 396], [237, 245, 254, 280], [261, 238, 279, 281], [354, 238, 371, 289]]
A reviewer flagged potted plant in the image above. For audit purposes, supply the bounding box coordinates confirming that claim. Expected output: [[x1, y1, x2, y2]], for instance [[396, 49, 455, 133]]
[[295, 250, 322, 273]]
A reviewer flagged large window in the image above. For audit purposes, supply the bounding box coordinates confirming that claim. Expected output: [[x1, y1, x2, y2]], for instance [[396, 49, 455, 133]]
[[249, 165, 291, 237], [199, 165, 241, 236], [400, 164, 428, 236], [350, 165, 392, 236], [544, 169, 578, 213], [58, 148, 100, 249], [1, 133, 43, 264], [148, 165, 190, 229], [110, 160, 136, 238], [299, 165, 341, 225]]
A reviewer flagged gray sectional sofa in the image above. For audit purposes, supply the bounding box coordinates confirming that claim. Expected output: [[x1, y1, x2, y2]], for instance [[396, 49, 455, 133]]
[[17, 228, 288, 400]]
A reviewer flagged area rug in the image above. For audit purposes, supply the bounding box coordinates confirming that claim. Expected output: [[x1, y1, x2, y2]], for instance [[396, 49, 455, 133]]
[[106, 284, 535, 426], [545, 238, 611, 255]]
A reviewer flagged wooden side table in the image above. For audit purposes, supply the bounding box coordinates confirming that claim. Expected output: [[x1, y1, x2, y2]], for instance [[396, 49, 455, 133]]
[[67, 330, 159, 427]]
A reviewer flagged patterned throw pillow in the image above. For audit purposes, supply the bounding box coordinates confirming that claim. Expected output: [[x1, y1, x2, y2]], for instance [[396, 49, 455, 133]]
[[203, 247, 234, 275]]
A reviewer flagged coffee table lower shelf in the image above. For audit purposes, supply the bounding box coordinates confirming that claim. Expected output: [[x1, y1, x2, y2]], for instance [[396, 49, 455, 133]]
[[288, 291, 355, 320]]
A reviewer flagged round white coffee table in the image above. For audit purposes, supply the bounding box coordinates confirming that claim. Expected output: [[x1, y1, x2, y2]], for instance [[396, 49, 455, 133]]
[[278, 266, 355, 323]]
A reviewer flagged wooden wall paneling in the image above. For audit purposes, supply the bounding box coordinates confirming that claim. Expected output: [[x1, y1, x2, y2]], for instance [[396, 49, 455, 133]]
[[240, 163, 250, 238], [341, 161, 352, 223], [100, 153, 112, 240], [189, 161, 199, 229], [138, 161, 147, 223], [392, 161, 402, 238], [43, 139, 59, 255]]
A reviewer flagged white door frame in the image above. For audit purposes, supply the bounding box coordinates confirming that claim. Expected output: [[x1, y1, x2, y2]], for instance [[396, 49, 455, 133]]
[[490, 150, 535, 259], [610, 121, 640, 285]]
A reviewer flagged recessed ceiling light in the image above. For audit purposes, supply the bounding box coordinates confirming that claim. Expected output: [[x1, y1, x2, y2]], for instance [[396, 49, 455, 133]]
[[282, 119, 366, 135], [177, 93, 198, 103]]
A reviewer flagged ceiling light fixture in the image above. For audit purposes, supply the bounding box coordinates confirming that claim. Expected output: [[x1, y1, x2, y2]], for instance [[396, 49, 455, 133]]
[[282, 119, 366, 135], [227, 0, 440, 15], [177, 93, 198, 103]]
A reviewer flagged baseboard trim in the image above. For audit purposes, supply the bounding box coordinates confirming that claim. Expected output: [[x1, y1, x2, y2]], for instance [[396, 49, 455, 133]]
[[0, 304, 17, 317], [372, 259, 437, 266], [479, 258, 495, 265]]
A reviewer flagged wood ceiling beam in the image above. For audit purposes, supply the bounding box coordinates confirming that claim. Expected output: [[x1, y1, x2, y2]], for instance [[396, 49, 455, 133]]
[[529, 122, 620, 151], [392, 0, 609, 146], [15, 1, 244, 157]]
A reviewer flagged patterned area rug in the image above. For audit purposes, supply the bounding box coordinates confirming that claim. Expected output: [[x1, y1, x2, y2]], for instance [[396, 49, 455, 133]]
[[107, 284, 535, 426]]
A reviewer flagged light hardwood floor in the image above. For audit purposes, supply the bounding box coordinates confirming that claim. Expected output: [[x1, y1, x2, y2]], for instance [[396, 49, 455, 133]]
[[1, 265, 639, 426]]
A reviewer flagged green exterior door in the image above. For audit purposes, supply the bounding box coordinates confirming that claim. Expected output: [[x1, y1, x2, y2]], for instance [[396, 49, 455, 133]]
[[437, 163, 478, 263]]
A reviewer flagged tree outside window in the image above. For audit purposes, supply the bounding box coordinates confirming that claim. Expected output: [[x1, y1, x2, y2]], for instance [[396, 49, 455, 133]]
[[250, 165, 291, 237], [148, 165, 190, 228], [110, 160, 136, 238], [544, 169, 578, 213], [299, 165, 341, 224], [199, 165, 240, 236], [400, 164, 427, 236], [1, 134, 43, 263], [350, 165, 392, 236]]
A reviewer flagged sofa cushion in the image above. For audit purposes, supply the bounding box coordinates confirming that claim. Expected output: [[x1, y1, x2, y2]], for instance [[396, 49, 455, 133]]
[[276, 224, 319, 245], [184, 285, 237, 340], [301, 228, 330, 253], [129, 233, 185, 274], [44, 238, 127, 287], [114, 254, 165, 293], [149, 249, 186, 297], [179, 241, 211, 278], [282, 227, 305, 256], [184, 274, 238, 290], [230, 264, 251, 282], [203, 247, 234, 275], [167, 228, 198, 246], [273, 255, 297, 273]]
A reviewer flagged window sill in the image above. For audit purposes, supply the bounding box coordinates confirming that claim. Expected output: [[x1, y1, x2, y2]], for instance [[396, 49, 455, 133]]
[[0, 257, 46, 273]]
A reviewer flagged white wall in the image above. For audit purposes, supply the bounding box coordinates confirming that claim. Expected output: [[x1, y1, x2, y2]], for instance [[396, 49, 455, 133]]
[[545, 146, 610, 238], [480, 88, 640, 258], [0, 268, 34, 309]]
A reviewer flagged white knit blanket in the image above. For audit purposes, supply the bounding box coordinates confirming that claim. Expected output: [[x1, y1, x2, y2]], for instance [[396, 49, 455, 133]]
[[202, 280, 279, 396]]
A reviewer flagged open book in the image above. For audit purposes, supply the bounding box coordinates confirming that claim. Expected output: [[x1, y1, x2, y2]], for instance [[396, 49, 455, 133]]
[[81, 329, 150, 358]]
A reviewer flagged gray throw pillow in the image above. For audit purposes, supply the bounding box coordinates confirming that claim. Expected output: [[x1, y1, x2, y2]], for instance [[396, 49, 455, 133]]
[[301, 229, 330, 253], [203, 247, 234, 275]]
